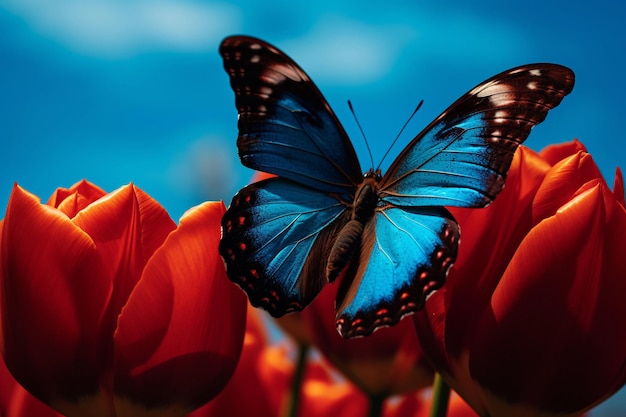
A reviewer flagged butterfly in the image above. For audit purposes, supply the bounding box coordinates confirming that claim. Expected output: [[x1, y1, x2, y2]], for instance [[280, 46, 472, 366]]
[[218, 35, 575, 338]]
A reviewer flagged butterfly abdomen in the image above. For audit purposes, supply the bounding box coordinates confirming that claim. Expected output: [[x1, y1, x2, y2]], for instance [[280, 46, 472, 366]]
[[326, 177, 379, 282], [326, 219, 363, 282]]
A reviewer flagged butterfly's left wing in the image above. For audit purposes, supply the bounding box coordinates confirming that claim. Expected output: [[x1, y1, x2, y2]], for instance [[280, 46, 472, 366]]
[[336, 64, 575, 337], [378, 64, 575, 207], [219, 36, 362, 316]]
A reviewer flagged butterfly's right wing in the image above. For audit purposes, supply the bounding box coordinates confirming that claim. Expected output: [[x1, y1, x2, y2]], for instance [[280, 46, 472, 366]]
[[220, 36, 363, 196], [335, 64, 575, 338], [378, 64, 575, 207], [220, 177, 350, 315]]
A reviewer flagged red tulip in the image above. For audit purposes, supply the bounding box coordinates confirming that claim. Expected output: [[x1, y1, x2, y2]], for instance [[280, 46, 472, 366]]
[[0, 181, 247, 417], [193, 305, 442, 417], [414, 141, 626, 416], [189, 306, 285, 417], [302, 276, 434, 398]]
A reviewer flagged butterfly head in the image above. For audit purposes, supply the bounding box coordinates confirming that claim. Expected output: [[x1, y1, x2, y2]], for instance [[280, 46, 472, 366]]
[[363, 168, 382, 182]]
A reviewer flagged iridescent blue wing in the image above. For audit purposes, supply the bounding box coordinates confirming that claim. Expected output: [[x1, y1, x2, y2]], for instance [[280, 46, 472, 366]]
[[336, 206, 459, 337], [378, 64, 575, 207], [220, 177, 350, 315], [219, 35, 362, 196], [335, 64, 575, 338]]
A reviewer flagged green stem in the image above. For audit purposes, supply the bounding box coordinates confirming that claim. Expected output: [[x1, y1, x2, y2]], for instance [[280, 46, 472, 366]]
[[286, 344, 309, 417], [367, 394, 385, 417], [428, 373, 451, 417]]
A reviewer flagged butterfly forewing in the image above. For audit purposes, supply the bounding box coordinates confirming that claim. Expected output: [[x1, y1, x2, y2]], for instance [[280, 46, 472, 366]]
[[219, 36, 362, 195], [378, 64, 575, 208]]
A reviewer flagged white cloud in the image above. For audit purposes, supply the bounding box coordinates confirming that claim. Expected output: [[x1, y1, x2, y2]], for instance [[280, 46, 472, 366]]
[[274, 9, 526, 86], [1, 0, 242, 58], [282, 15, 417, 86]]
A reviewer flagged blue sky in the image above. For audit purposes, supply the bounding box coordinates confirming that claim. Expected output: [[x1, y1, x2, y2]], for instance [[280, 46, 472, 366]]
[[1, 0, 625, 414]]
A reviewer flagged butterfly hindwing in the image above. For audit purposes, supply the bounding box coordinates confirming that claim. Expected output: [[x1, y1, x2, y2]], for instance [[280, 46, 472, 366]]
[[220, 36, 362, 195], [220, 177, 350, 315], [336, 206, 459, 337], [379, 64, 575, 208]]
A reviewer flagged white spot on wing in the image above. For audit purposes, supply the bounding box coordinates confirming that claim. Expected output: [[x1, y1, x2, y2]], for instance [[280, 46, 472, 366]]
[[268, 63, 304, 82], [475, 82, 512, 98], [493, 110, 511, 124]]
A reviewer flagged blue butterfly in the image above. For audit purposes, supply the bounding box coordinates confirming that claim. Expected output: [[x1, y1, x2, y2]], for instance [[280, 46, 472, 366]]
[[218, 35, 575, 338]]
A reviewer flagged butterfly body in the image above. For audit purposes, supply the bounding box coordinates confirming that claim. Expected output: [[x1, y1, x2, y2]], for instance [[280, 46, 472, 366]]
[[218, 35, 575, 338], [326, 170, 380, 282]]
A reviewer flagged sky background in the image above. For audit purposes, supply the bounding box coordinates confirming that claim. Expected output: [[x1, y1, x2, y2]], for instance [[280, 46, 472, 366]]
[[0, 1, 624, 414]]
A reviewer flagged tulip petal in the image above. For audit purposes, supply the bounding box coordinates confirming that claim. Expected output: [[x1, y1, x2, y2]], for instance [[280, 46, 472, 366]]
[[532, 151, 604, 224], [113, 201, 247, 415], [46, 180, 107, 218], [614, 167, 624, 208], [539, 139, 587, 166], [192, 307, 282, 417], [472, 182, 626, 412], [0, 359, 63, 417], [72, 184, 176, 343], [1, 185, 111, 405]]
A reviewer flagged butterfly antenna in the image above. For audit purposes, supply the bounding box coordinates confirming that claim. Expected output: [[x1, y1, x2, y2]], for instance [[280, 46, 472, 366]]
[[348, 100, 375, 169], [376, 100, 424, 171]]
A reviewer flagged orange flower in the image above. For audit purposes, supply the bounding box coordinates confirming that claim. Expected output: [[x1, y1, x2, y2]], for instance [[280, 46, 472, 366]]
[[414, 141, 626, 416], [0, 180, 247, 417]]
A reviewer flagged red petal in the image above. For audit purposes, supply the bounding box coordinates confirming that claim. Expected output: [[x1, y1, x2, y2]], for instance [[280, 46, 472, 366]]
[[72, 184, 176, 343], [613, 167, 625, 208], [539, 139, 587, 166], [0, 359, 63, 417], [471, 182, 626, 412], [193, 307, 289, 417], [532, 151, 603, 224], [250, 171, 276, 183], [1, 185, 111, 405], [113, 201, 247, 414], [46, 180, 106, 218]]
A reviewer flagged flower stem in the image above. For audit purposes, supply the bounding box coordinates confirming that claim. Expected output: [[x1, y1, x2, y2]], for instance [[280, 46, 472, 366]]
[[367, 394, 385, 417], [286, 343, 309, 417], [429, 373, 451, 417]]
